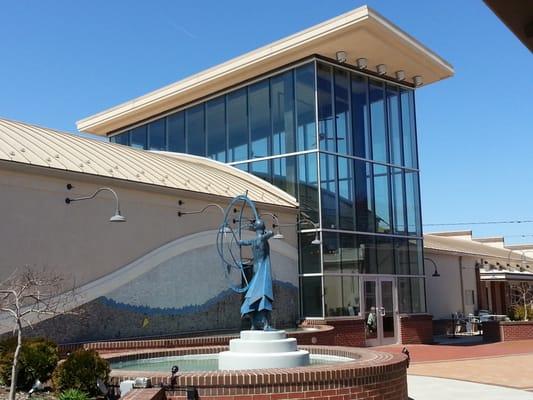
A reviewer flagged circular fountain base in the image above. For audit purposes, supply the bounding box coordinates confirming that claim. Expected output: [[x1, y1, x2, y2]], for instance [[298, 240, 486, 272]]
[[218, 330, 309, 370]]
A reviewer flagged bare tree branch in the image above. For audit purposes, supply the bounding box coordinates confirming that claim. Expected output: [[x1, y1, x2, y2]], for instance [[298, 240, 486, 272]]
[[0, 267, 79, 400]]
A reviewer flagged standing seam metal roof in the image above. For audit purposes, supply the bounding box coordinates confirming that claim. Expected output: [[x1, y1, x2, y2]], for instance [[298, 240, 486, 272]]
[[0, 118, 298, 208]]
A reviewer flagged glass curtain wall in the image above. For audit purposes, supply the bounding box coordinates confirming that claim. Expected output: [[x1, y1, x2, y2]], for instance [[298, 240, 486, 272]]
[[110, 59, 425, 319]]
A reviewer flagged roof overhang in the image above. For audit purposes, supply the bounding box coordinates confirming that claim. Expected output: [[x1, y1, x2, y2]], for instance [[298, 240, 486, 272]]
[[480, 271, 533, 282], [484, 0, 533, 52], [77, 5, 454, 136]]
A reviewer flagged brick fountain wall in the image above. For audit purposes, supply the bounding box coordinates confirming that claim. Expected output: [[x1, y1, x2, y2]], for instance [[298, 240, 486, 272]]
[[105, 345, 408, 400]]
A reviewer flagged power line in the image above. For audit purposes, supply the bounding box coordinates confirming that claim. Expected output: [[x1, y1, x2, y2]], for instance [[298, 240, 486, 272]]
[[423, 219, 533, 227]]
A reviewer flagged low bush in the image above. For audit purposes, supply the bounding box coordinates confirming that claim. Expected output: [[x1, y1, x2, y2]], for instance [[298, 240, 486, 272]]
[[52, 349, 110, 396], [0, 337, 59, 390], [509, 305, 533, 321], [58, 388, 90, 400]]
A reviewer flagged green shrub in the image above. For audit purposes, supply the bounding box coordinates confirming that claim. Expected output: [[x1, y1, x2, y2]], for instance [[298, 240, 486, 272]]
[[58, 388, 90, 400], [0, 337, 59, 390], [52, 349, 110, 396], [509, 305, 533, 321]]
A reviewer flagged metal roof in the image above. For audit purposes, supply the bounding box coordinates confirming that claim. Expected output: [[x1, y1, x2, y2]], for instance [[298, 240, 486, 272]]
[[77, 5, 454, 136], [0, 118, 298, 208], [424, 234, 533, 263]]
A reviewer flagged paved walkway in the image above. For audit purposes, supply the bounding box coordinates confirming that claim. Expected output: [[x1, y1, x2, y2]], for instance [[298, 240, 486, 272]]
[[379, 339, 533, 393], [408, 376, 533, 400]]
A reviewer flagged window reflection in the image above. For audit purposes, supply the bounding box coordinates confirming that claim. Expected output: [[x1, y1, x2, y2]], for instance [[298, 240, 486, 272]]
[[167, 112, 185, 153], [369, 79, 387, 163], [206, 97, 226, 162], [227, 88, 248, 162], [405, 171, 421, 235], [401, 88, 418, 169], [318, 63, 334, 152], [387, 86, 402, 165], [271, 71, 295, 155], [130, 126, 147, 149], [320, 153, 337, 229], [186, 104, 205, 156], [338, 156, 355, 230], [148, 119, 166, 151], [301, 276, 322, 317], [351, 74, 370, 159], [373, 164, 391, 233], [298, 152, 319, 223], [299, 232, 321, 274], [249, 80, 271, 159], [324, 276, 360, 317], [334, 69, 350, 155], [392, 168, 406, 234], [295, 63, 317, 151]]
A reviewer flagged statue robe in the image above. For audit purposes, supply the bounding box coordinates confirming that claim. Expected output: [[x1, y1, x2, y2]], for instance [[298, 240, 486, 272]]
[[240, 231, 274, 316]]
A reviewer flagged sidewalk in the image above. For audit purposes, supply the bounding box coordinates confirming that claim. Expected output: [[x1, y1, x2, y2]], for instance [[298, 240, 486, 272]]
[[379, 339, 533, 393], [408, 376, 533, 400]]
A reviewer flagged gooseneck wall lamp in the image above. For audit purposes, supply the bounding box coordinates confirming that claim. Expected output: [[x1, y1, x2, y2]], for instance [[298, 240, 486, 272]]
[[65, 184, 126, 222], [278, 216, 321, 245], [259, 212, 284, 240], [177, 202, 232, 234], [424, 257, 440, 277]]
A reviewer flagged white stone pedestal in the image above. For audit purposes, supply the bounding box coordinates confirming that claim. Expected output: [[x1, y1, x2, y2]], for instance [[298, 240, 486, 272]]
[[218, 330, 310, 370]]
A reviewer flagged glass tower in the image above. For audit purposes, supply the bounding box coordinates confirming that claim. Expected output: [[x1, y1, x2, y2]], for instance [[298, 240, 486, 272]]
[[110, 58, 426, 321]]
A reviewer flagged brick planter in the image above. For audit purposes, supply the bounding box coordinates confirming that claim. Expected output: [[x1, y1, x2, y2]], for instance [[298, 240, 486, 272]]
[[483, 320, 533, 342], [399, 314, 433, 344], [104, 345, 408, 400], [301, 318, 366, 346]]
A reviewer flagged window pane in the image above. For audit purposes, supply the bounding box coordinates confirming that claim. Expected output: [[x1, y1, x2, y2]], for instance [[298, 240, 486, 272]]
[[320, 153, 337, 229], [405, 171, 421, 235], [398, 277, 412, 313], [148, 119, 166, 150], [323, 232, 339, 273], [227, 88, 248, 162], [369, 79, 387, 162], [376, 236, 394, 274], [387, 85, 402, 165], [130, 125, 147, 149], [186, 104, 206, 156], [317, 63, 334, 152], [395, 238, 410, 275], [111, 132, 130, 145], [359, 234, 377, 274], [298, 153, 319, 222], [273, 156, 297, 198], [338, 156, 355, 230], [271, 71, 295, 155], [354, 160, 374, 232], [409, 239, 424, 275], [295, 63, 316, 151], [411, 277, 426, 313], [168, 112, 185, 153], [392, 168, 406, 234], [351, 74, 370, 159], [339, 233, 361, 274], [334, 68, 350, 155], [401, 88, 417, 168], [373, 164, 391, 233], [324, 276, 360, 317], [249, 80, 271, 159], [249, 159, 271, 183], [206, 97, 226, 162], [299, 232, 321, 274], [301, 276, 322, 318]]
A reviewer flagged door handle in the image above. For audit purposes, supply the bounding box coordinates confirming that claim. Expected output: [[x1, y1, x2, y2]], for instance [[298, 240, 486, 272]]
[[379, 307, 386, 317]]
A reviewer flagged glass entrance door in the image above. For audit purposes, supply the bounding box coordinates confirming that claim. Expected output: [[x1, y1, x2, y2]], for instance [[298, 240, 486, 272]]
[[363, 277, 397, 346]]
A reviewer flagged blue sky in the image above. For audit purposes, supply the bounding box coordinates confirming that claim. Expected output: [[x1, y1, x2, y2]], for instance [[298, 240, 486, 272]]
[[1, 1, 532, 243]]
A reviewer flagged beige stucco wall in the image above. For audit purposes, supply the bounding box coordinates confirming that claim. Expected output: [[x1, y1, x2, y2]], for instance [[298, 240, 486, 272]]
[[0, 163, 297, 285], [424, 251, 479, 320]]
